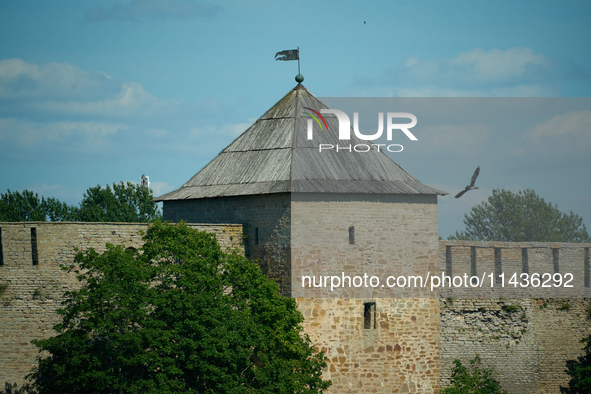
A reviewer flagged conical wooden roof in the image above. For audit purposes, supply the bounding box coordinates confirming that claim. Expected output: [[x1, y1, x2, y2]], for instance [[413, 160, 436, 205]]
[[156, 85, 445, 201]]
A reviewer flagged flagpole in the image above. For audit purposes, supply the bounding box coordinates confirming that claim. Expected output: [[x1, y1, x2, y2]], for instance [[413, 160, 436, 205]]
[[297, 46, 300, 75]]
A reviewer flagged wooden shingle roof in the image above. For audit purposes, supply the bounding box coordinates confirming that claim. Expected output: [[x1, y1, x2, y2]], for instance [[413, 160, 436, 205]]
[[155, 85, 445, 201]]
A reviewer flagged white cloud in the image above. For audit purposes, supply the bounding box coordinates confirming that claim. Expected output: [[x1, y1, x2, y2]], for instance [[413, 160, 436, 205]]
[[0, 117, 127, 147], [0, 59, 237, 159], [0, 58, 119, 101], [449, 47, 550, 83], [524, 110, 591, 156], [350, 47, 557, 97], [395, 84, 555, 98], [402, 47, 552, 86], [0, 58, 39, 80], [33, 82, 174, 119], [528, 110, 591, 139], [0, 59, 180, 121]]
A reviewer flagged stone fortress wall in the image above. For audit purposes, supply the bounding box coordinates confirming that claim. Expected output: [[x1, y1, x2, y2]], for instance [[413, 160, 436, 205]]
[[1, 222, 590, 393], [0, 221, 244, 387], [439, 241, 591, 394]]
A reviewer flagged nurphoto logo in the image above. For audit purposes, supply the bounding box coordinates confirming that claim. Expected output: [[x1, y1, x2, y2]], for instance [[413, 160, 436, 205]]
[[304, 108, 418, 153]]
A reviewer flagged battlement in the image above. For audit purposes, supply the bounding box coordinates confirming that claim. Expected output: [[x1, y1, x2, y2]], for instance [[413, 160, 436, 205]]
[[439, 240, 591, 393], [439, 240, 591, 298]]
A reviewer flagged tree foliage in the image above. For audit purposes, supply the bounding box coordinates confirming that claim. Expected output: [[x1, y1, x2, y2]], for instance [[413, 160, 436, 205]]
[[561, 335, 591, 393], [28, 221, 330, 394], [442, 355, 507, 394], [40, 197, 79, 222], [0, 190, 78, 222], [0, 182, 161, 223], [449, 189, 589, 242], [77, 182, 161, 222]]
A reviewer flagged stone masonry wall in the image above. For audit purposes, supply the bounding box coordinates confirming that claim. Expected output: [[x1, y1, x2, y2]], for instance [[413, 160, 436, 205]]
[[2, 218, 591, 393], [439, 241, 591, 394], [293, 194, 441, 393], [163, 194, 292, 296], [0, 221, 243, 387]]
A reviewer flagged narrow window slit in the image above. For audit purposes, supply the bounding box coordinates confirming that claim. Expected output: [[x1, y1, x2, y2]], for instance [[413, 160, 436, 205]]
[[364, 302, 376, 329], [0, 228, 4, 266], [31, 227, 39, 266], [584, 248, 589, 288], [349, 226, 355, 245], [521, 248, 529, 274]]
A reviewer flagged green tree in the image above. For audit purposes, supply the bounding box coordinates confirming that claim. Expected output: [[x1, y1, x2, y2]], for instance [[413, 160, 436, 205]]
[[0, 190, 45, 221], [77, 182, 161, 222], [41, 197, 79, 221], [442, 355, 507, 394], [561, 335, 591, 393], [449, 189, 589, 242], [0, 190, 78, 222], [28, 221, 330, 393]]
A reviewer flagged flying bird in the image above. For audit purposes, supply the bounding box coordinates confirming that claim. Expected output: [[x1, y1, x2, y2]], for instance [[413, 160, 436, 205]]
[[455, 166, 480, 198]]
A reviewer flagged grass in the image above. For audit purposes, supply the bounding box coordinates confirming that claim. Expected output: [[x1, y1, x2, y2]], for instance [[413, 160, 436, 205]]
[[501, 304, 519, 313]]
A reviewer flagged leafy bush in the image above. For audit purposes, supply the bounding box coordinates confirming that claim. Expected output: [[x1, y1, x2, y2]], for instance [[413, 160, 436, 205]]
[[561, 336, 591, 393], [27, 221, 330, 393], [443, 355, 507, 394]]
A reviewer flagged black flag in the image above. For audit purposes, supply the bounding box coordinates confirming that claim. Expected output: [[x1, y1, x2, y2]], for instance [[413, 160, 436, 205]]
[[275, 49, 299, 61]]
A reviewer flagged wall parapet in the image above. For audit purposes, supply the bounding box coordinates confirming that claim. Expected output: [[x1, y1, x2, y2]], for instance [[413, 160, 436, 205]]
[[439, 240, 591, 298]]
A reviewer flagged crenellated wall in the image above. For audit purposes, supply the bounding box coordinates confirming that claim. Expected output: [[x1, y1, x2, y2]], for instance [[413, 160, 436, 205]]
[[439, 241, 591, 394], [439, 241, 591, 298]]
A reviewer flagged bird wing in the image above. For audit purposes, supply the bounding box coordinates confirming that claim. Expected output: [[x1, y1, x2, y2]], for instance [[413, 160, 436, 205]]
[[455, 189, 468, 198], [469, 166, 480, 187]]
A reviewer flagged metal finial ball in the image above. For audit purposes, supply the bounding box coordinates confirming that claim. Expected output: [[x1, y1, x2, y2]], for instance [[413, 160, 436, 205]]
[[295, 74, 304, 83]]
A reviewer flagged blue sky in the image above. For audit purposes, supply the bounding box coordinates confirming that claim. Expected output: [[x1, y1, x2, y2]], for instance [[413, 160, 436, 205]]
[[1, 0, 590, 238]]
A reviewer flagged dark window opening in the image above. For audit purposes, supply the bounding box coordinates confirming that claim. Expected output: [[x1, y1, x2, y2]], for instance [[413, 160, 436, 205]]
[[349, 226, 355, 245], [553, 248, 560, 273], [364, 302, 376, 329], [0, 228, 3, 266], [522, 248, 529, 274], [470, 246, 477, 276], [31, 227, 38, 266], [585, 248, 590, 288], [254, 227, 259, 245]]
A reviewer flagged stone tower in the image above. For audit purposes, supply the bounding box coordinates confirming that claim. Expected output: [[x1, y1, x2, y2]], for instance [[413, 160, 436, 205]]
[[156, 83, 445, 393]]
